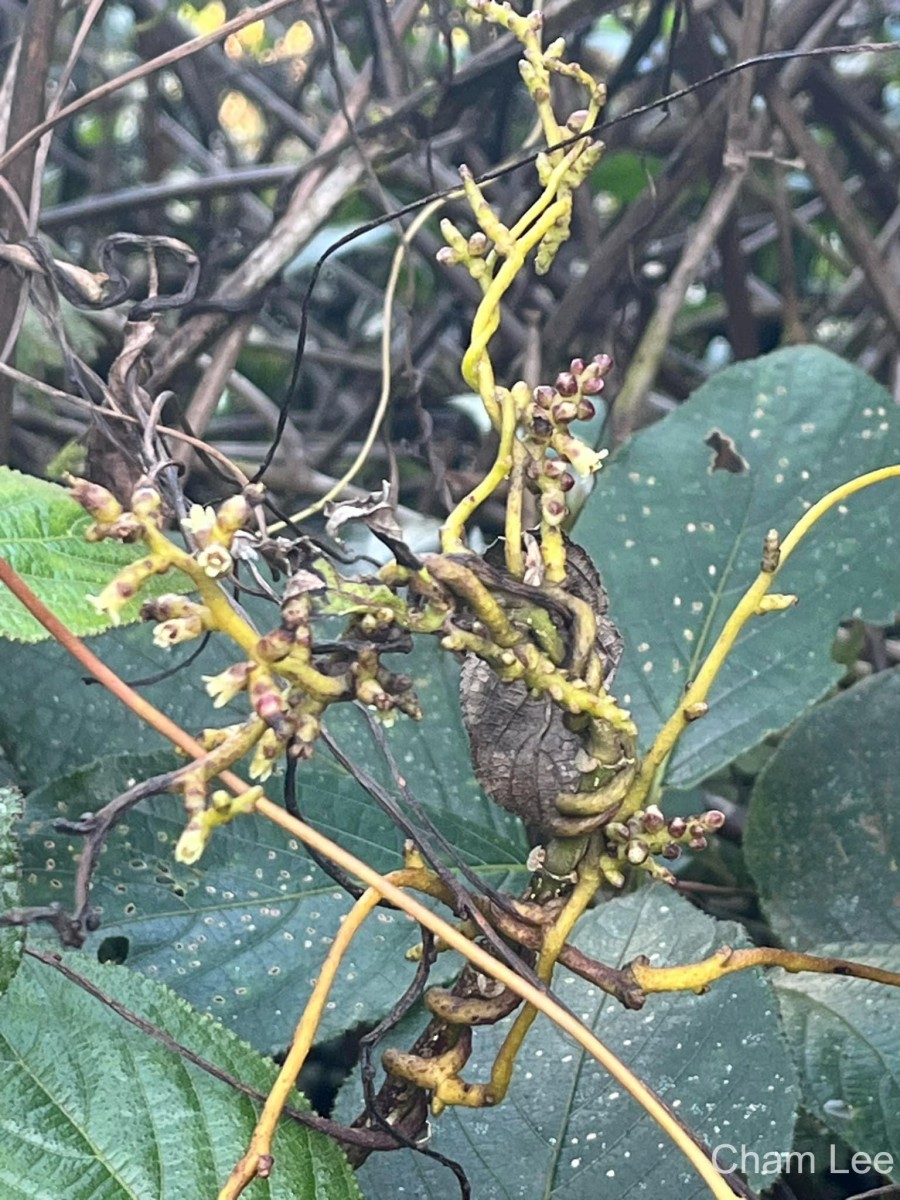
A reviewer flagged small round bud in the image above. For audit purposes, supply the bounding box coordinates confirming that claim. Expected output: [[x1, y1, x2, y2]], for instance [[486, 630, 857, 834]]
[[558, 471, 575, 492], [436, 246, 456, 266], [592, 353, 614, 375], [702, 809, 726, 830], [541, 493, 567, 525], [662, 844, 682, 861], [65, 475, 123, 524], [627, 840, 649, 865], [569, 358, 585, 377], [532, 385, 556, 408], [642, 805, 665, 833], [281, 596, 310, 631], [552, 400, 579, 423], [667, 816, 686, 838], [606, 822, 629, 845], [468, 232, 489, 256], [566, 109, 589, 132], [256, 630, 293, 662], [555, 372, 578, 397], [576, 398, 597, 420], [581, 376, 605, 396], [688, 834, 708, 851], [130, 480, 162, 521], [254, 692, 285, 724], [215, 494, 252, 534]]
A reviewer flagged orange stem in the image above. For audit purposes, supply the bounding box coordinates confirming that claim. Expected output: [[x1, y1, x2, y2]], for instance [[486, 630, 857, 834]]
[[0, 555, 244, 791]]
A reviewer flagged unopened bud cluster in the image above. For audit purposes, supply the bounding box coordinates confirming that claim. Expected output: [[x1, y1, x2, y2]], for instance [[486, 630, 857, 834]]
[[141, 595, 213, 648], [181, 490, 262, 579], [523, 354, 612, 528], [601, 805, 725, 887], [196, 573, 423, 779], [68, 468, 430, 860], [67, 476, 262, 624]]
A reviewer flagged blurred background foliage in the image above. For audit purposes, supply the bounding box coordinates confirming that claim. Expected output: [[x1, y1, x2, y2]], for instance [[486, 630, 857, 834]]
[[1, 0, 898, 553]]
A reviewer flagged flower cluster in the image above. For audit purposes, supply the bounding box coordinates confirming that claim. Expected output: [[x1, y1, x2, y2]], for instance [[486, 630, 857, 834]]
[[602, 806, 726, 887], [525, 354, 614, 520]]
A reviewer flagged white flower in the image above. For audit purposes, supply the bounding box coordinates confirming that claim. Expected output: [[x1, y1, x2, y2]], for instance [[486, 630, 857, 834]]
[[182, 503, 217, 547], [152, 615, 203, 649], [196, 544, 233, 578], [203, 664, 250, 707]]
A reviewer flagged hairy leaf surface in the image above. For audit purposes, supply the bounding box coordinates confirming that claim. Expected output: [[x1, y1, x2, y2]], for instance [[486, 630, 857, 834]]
[[775, 944, 900, 1179], [0, 953, 361, 1199], [745, 668, 900, 945], [578, 347, 900, 786], [0, 467, 190, 641], [0, 785, 23, 994]]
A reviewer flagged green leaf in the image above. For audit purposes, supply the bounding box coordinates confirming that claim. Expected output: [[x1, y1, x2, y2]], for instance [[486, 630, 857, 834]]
[[0, 952, 361, 1200], [578, 347, 900, 787], [744, 668, 900, 946], [0, 621, 236, 790], [0, 467, 189, 642], [591, 150, 665, 206], [0, 785, 23, 994], [15, 639, 527, 1053], [346, 889, 799, 1199], [774, 944, 900, 1179]]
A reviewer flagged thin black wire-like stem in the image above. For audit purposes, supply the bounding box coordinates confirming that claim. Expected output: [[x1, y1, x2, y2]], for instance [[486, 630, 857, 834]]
[[251, 38, 900, 481], [24, 947, 411, 1151], [355, 929, 474, 1200], [283, 756, 369, 900]]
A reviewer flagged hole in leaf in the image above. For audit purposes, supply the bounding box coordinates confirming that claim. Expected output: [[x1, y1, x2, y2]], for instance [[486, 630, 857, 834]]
[[97, 936, 130, 964]]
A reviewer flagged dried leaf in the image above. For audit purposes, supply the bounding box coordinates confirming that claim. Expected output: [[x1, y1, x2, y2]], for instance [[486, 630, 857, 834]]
[[460, 538, 624, 837], [324, 483, 404, 544]]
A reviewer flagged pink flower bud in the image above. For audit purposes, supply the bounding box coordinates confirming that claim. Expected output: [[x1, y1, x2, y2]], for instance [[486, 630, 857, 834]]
[[65, 475, 123, 524], [592, 353, 614, 376]]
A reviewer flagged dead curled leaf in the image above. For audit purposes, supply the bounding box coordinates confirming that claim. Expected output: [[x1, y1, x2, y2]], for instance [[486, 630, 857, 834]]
[[324, 483, 404, 544], [459, 538, 625, 839]]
